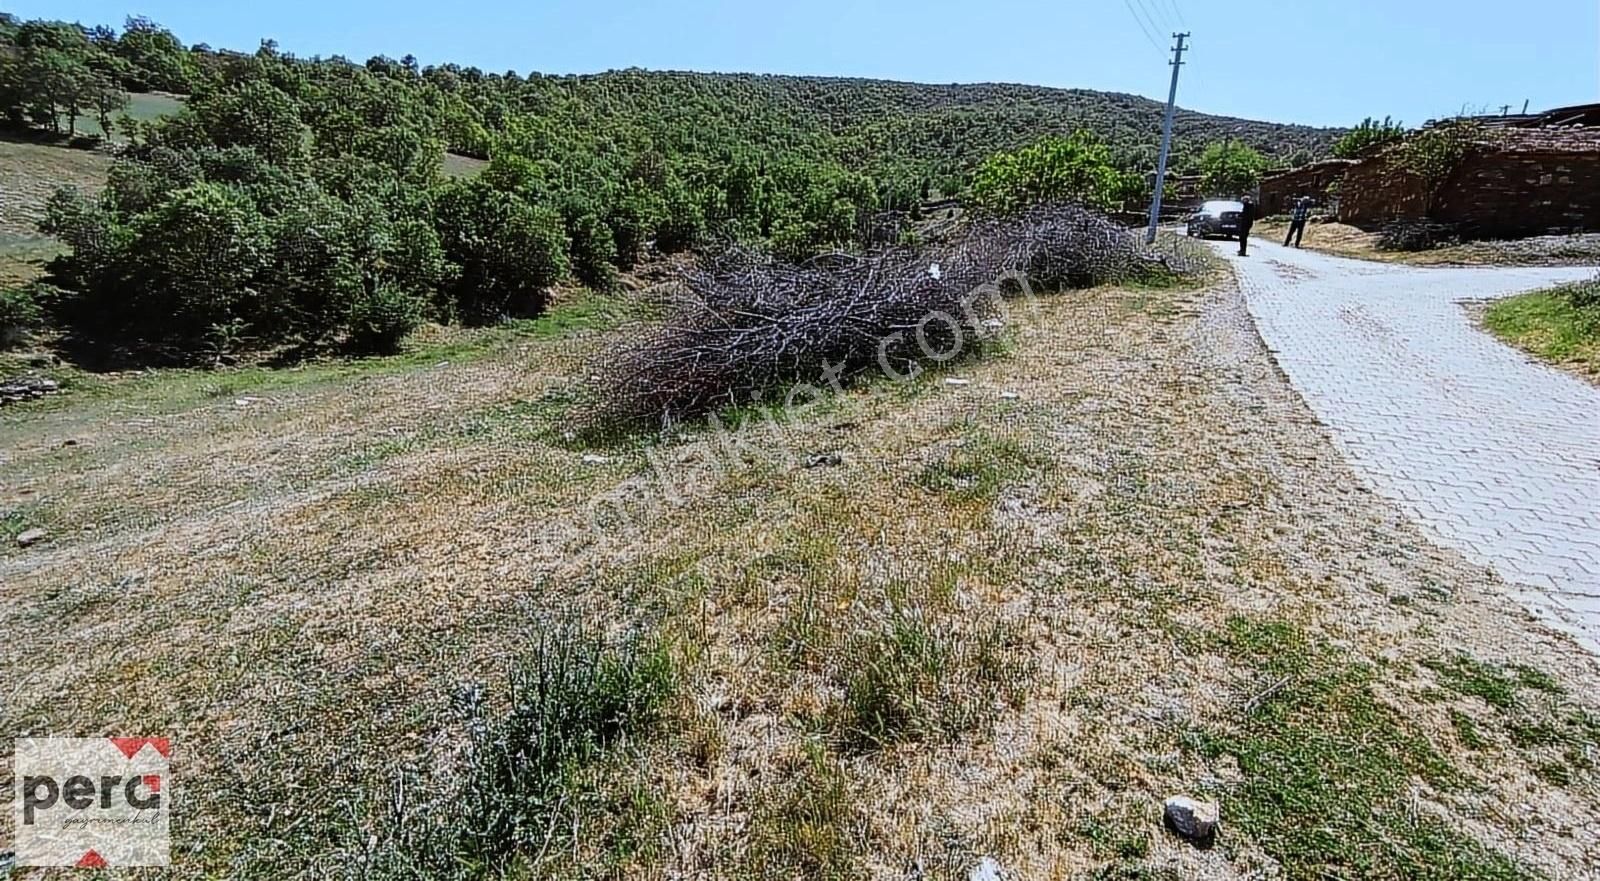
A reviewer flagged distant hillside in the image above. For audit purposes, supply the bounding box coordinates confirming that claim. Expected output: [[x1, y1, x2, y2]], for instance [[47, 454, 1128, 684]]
[[519, 69, 1341, 189]]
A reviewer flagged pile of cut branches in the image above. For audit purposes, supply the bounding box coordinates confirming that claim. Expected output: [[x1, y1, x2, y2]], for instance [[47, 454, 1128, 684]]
[[588, 204, 1187, 430]]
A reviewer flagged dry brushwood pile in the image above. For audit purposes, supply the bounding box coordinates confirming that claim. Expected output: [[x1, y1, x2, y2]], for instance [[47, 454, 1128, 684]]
[[593, 204, 1189, 428]]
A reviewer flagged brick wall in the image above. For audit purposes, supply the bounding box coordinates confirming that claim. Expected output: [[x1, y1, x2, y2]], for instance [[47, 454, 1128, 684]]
[[1336, 129, 1600, 237], [1434, 152, 1600, 236], [1259, 160, 1355, 215], [1336, 160, 1429, 227]]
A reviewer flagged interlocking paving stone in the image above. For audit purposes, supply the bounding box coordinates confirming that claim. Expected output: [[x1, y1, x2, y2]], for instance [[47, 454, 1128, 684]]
[[1219, 238, 1600, 654]]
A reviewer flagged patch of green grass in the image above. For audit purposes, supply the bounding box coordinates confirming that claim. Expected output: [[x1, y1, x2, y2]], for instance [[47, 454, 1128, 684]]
[[1425, 654, 1595, 790], [748, 742, 860, 881], [916, 430, 1052, 504], [359, 625, 679, 878], [1425, 654, 1562, 711], [834, 604, 1032, 750], [1450, 709, 1489, 750], [1483, 286, 1600, 378], [1075, 806, 1152, 862], [522, 293, 632, 338], [1198, 617, 1533, 880], [0, 233, 66, 287], [74, 92, 184, 141], [442, 151, 489, 179], [1215, 615, 1313, 677]]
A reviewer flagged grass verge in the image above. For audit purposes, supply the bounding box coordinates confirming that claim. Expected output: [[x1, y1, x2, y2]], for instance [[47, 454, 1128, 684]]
[[1481, 283, 1600, 382]]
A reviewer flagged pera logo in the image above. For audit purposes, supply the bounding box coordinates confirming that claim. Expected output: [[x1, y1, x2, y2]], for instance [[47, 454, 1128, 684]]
[[12, 737, 171, 867]]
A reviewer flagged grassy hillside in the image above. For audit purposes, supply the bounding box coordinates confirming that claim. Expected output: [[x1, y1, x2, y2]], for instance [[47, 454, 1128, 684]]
[[0, 138, 112, 285], [73, 91, 185, 141]]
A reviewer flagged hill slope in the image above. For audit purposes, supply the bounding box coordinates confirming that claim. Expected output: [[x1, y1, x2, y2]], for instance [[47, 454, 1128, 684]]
[[511, 69, 1340, 185]]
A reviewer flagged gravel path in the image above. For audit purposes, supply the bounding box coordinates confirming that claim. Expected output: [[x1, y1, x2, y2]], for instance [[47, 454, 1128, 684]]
[[1218, 238, 1600, 654]]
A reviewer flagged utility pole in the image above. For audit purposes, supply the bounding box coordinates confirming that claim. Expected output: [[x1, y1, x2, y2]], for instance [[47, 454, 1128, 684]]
[[1146, 32, 1190, 244]]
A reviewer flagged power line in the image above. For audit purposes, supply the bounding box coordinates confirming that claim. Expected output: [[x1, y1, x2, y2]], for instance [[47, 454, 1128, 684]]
[[1165, 0, 1187, 28], [1121, 0, 1164, 53], [1130, 0, 1171, 39]]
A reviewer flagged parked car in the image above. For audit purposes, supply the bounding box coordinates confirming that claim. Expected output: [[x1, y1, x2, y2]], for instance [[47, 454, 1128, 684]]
[[1186, 200, 1246, 240]]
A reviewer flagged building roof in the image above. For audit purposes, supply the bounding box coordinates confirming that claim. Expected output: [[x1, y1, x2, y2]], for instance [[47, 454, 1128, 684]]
[[1427, 103, 1600, 130], [1490, 126, 1600, 154]]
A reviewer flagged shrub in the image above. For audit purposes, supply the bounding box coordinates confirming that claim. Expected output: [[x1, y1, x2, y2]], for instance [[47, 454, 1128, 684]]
[[836, 607, 1030, 750], [123, 182, 273, 355], [0, 284, 45, 349], [435, 179, 570, 323], [360, 625, 678, 877], [654, 176, 705, 253], [347, 285, 424, 354], [1565, 277, 1600, 311], [606, 187, 662, 270], [568, 211, 619, 291]]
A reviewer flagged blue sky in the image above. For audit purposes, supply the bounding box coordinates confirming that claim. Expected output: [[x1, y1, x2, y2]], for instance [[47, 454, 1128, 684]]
[[9, 0, 1596, 127]]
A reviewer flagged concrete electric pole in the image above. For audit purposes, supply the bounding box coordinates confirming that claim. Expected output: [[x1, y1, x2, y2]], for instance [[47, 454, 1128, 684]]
[[1146, 32, 1190, 244]]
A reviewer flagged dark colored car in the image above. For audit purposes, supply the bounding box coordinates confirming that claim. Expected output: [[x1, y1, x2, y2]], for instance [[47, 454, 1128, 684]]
[[1186, 200, 1246, 240]]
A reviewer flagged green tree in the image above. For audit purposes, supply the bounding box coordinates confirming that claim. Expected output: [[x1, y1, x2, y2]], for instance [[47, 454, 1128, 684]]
[[85, 71, 127, 135], [190, 79, 308, 165], [1395, 121, 1481, 213], [1198, 140, 1268, 197], [1333, 116, 1406, 159], [567, 211, 618, 291], [434, 179, 569, 323], [970, 132, 1135, 214], [123, 182, 272, 355], [112, 17, 197, 93]]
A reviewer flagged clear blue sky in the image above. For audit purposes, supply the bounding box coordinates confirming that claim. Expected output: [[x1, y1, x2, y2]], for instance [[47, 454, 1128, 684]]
[[10, 0, 1597, 127]]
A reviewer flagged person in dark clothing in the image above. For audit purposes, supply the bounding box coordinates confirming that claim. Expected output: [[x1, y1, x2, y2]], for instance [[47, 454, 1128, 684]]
[[1237, 196, 1256, 256], [1285, 196, 1312, 248]]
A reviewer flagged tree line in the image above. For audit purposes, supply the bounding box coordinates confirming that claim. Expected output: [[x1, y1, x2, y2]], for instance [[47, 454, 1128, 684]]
[[1, 14, 1343, 367]]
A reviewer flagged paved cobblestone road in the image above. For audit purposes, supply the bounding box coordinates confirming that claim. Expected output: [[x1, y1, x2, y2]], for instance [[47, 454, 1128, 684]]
[[1219, 238, 1600, 653]]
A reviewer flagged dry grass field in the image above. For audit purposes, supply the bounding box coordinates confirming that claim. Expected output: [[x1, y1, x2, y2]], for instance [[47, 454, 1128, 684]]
[[1254, 219, 1600, 268], [2, 269, 1598, 879]]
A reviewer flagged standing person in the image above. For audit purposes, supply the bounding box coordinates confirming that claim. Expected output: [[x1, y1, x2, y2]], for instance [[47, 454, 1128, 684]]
[[1237, 195, 1256, 256], [1285, 196, 1312, 248]]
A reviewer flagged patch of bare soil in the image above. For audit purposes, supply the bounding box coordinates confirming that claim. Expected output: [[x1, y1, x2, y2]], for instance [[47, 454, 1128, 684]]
[[1, 272, 1595, 879]]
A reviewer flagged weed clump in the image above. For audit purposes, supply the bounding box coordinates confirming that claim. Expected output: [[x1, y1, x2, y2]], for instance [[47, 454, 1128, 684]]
[[747, 743, 860, 880], [358, 624, 678, 878], [835, 606, 1033, 750]]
